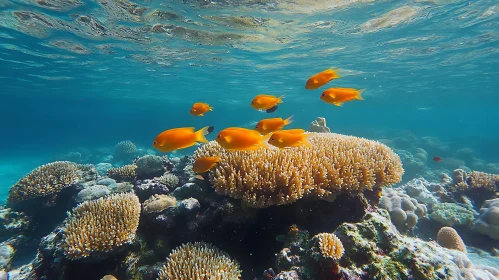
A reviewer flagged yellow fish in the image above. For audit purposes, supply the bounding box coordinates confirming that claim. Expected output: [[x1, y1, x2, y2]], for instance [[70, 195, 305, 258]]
[[305, 68, 341, 90], [268, 129, 312, 149], [250, 94, 283, 113], [254, 116, 293, 135], [192, 156, 222, 173], [190, 102, 213, 116], [153, 126, 214, 152], [320, 88, 364, 107], [216, 127, 270, 151]]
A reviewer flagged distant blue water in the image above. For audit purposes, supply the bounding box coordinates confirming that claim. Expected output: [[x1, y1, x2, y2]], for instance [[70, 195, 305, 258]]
[[1, 0, 498, 203]]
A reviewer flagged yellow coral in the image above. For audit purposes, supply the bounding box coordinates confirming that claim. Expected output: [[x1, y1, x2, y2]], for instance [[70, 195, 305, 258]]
[[452, 169, 499, 192], [157, 242, 241, 280], [143, 194, 177, 214], [437, 226, 467, 253], [107, 164, 137, 182], [315, 233, 344, 260], [7, 161, 82, 204], [62, 193, 141, 260], [194, 133, 403, 208]]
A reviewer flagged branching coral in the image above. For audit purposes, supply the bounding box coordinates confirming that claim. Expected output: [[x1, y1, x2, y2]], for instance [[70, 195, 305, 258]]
[[7, 161, 82, 204], [451, 169, 499, 192], [194, 133, 403, 208], [157, 242, 241, 280], [107, 164, 137, 182], [62, 193, 141, 260]]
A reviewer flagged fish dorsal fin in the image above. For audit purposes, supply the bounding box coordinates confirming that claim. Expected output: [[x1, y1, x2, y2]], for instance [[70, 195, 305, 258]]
[[283, 129, 305, 134]]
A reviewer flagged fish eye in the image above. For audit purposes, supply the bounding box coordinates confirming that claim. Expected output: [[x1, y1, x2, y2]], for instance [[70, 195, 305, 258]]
[[217, 135, 221, 138], [153, 141, 157, 144]]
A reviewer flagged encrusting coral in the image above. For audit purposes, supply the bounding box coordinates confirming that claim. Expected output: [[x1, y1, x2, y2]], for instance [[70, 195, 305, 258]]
[[472, 198, 499, 240], [7, 161, 82, 204], [157, 242, 241, 280], [194, 133, 403, 208], [380, 188, 427, 233], [62, 193, 141, 260], [142, 194, 177, 214], [107, 164, 137, 182], [436, 226, 467, 253]]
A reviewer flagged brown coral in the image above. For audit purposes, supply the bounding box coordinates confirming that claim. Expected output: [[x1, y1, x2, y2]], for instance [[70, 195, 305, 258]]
[[194, 133, 403, 208], [451, 169, 499, 192], [7, 161, 82, 204], [62, 193, 141, 260], [437, 226, 467, 253], [315, 233, 344, 260], [142, 194, 177, 214], [107, 164, 137, 182], [157, 242, 241, 280]]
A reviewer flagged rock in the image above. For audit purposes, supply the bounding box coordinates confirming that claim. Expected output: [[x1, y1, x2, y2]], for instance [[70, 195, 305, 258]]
[[76, 185, 111, 202], [180, 198, 200, 211], [135, 155, 166, 180], [0, 239, 16, 270], [399, 178, 439, 205], [96, 177, 116, 186], [171, 183, 206, 200], [308, 117, 330, 133], [95, 163, 113, 176], [133, 179, 169, 201], [473, 198, 499, 240], [0, 208, 29, 242]]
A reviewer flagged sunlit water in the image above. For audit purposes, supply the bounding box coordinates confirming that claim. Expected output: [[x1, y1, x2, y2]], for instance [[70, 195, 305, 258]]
[[0, 0, 498, 200]]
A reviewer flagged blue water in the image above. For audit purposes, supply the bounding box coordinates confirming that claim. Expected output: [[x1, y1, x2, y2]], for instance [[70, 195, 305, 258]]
[[1, 0, 498, 202]]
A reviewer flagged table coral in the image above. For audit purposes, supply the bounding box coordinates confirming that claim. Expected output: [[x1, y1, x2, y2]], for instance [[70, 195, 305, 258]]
[[7, 161, 82, 205], [62, 193, 141, 260], [194, 133, 403, 208]]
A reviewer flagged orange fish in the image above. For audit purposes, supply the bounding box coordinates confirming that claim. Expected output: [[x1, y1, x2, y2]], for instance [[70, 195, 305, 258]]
[[193, 156, 222, 173], [152, 126, 214, 152], [250, 94, 283, 113], [268, 129, 312, 149], [216, 127, 270, 151], [320, 88, 365, 107], [190, 102, 213, 116], [305, 68, 341, 90], [254, 116, 293, 135]]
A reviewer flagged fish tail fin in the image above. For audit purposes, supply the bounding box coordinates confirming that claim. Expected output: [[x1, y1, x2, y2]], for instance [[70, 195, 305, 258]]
[[284, 115, 294, 126], [260, 134, 272, 149], [277, 95, 284, 104], [328, 68, 341, 79], [195, 126, 214, 143], [356, 89, 365, 100], [302, 133, 313, 147]]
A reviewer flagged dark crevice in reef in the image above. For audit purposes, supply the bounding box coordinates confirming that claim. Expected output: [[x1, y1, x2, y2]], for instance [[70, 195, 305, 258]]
[[137, 192, 369, 280]]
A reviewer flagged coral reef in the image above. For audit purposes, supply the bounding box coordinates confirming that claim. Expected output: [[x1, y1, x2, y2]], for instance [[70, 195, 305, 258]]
[[62, 193, 141, 260], [107, 164, 137, 182], [142, 194, 177, 214], [308, 117, 330, 133], [379, 188, 427, 233], [134, 155, 167, 180], [7, 161, 82, 205], [473, 198, 499, 240], [397, 178, 439, 205], [309, 233, 344, 261], [114, 140, 137, 162], [157, 242, 241, 280], [437, 226, 467, 253], [429, 203, 476, 226], [0, 208, 29, 242], [195, 133, 403, 208]]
